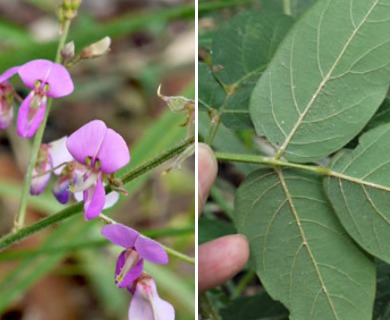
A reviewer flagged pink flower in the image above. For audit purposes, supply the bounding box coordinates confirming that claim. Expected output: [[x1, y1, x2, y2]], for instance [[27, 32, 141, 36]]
[[101, 224, 168, 288], [129, 274, 175, 320], [0, 59, 74, 138], [0, 81, 14, 130], [66, 120, 130, 220], [30, 137, 73, 196]]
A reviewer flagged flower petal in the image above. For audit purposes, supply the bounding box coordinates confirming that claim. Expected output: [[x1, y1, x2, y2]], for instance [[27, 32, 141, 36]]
[[103, 191, 119, 209], [135, 237, 168, 264], [115, 251, 144, 288], [97, 128, 130, 174], [30, 170, 51, 195], [66, 120, 107, 166], [0, 66, 20, 83], [129, 277, 175, 320], [18, 59, 74, 98], [101, 223, 139, 248], [49, 136, 73, 174], [83, 176, 105, 220], [16, 92, 46, 138], [0, 104, 13, 130], [53, 177, 71, 204]]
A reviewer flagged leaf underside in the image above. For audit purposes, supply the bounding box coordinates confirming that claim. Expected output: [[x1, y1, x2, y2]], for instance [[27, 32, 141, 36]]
[[325, 123, 390, 264], [234, 169, 375, 320], [250, 0, 390, 163]]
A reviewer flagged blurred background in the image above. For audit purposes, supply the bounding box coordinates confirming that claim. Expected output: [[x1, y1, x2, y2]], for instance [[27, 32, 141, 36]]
[[0, 0, 194, 319]]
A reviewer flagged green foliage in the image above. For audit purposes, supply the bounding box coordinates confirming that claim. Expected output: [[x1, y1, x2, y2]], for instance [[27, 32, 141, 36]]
[[325, 124, 390, 263], [220, 291, 288, 320], [235, 169, 375, 320], [251, 0, 390, 163], [199, 11, 293, 129], [200, 0, 390, 319]]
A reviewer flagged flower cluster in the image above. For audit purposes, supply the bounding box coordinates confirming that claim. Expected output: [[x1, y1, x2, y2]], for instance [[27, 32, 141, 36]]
[[30, 120, 129, 220], [1, 58, 176, 320], [102, 224, 174, 319]]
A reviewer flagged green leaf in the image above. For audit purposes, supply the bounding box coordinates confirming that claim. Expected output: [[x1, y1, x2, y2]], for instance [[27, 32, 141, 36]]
[[251, 0, 390, 163], [198, 217, 236, 245], [234, 169, 375, 320], [198, 62, 225, 112], [220, 291, 288, 320], [212, 12, 293, 86], [261, 0, 317, 17], [211, 12, 294, 129], [198, 112, 258, 174], [374, 259, 390, 319], [324, 124, 390, 264]]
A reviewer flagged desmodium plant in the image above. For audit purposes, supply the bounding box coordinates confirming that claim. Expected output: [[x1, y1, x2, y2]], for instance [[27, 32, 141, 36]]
[[199, 0, 390, 319], [0, 1, 194, 319]]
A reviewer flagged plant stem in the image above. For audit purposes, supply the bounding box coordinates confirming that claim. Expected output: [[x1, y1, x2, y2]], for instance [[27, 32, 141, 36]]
[[14, 19, 72, 231], [199, 292, 222, 320], [0, 137, 194, 252], [161, 244, 195, 265], [215, 152, 331, 176], [14, 98, 54, 231], [0, 226, 193, 261], [283, 0, 292, 16], [198, 0, 255, 13]]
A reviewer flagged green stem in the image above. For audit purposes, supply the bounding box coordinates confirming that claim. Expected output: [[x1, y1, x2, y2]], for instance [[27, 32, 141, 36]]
[[0, 137, 194, 252], [215, 152, 331, 176], [199, 292, 222, 320], [198, 0, 255, 13], [205, 113, 221, 145], [283, 0, 292, 16], [0, 226, 194, 261], [14, 19, 72, 231], [232, 270, 256, 298], [14, 99, 54, 231], [161, 244, 195, 265]]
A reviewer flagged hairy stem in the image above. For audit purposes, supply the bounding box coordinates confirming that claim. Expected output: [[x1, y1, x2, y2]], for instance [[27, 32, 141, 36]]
[[14, 19, 72, 231], [1, 137, 194, 252], [199, 293, 222, 320], [215, 152, 331, 176]]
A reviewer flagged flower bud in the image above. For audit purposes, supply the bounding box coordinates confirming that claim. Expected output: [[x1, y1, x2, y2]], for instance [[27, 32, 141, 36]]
[[81, 37, 111, 59], [61, 41, 75, 63], [30, 145, 52, 195]]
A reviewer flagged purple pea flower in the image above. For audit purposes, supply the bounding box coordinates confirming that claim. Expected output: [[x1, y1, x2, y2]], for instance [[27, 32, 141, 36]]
[[101, 224, 168, 288], [30, 137, 73, 196], [0, 81, 14, 130], [66, 120, 130, 220], [129, 274, 175, 320], [0, 59, 74, 138]]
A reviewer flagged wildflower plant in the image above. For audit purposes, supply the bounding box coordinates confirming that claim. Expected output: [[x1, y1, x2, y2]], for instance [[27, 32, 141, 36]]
[[199, 0, 390, 319], [0, 1, 194, 319]]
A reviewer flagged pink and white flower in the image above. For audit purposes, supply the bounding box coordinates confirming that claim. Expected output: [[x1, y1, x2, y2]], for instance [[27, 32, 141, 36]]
[[66, 120, 130, 220], [0, 59, 74, 138]]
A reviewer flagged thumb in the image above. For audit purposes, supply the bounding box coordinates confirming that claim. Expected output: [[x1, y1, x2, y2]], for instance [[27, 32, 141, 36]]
[[198, 143, 217, 215]]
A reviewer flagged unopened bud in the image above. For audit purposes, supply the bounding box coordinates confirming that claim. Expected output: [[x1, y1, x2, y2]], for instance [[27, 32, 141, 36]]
[[61, 41, 75, 63], [81, 37, 111, 59], [58, 0, 81, 29]]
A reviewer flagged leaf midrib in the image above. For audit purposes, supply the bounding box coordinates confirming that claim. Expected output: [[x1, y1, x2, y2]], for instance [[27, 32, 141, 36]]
[[275, 168, 340, 319], [275, 0, 380, 159]]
